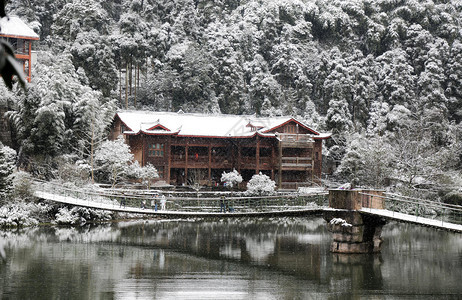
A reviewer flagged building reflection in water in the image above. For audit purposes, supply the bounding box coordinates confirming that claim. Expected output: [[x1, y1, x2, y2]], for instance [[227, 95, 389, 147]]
[[1, 217, 461, 299], [114, 217, 330, 280]]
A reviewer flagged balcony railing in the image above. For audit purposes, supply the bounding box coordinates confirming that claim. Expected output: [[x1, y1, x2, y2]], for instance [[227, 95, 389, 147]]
[[170, 155, 313, 169], [280, 182, 314, 190], [280, 157, 312, 168], [277, 133, 315, 147], [170, 155, 232, 167], [239, 157, 273, 169]]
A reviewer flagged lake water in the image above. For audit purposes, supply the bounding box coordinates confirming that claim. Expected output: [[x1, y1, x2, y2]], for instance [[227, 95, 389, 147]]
[[0, 216, 461, 299]]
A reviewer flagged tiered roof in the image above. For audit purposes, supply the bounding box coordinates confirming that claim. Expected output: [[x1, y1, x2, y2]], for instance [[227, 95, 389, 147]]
[[115, 111, 330, 139]]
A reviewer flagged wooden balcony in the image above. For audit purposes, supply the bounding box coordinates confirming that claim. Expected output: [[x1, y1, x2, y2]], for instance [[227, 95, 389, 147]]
[[277, 133, 315, 148], [259, 157, 273, 169], [240, 157, 273, 170], [170, 155, 232, 168], [279, 157, 312, 170], [280, 182, 313, 190]]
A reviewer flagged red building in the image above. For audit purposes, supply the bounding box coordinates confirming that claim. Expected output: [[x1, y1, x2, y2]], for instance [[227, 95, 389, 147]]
[[110, 111, 330, 189], [0, 16, 39, 82]]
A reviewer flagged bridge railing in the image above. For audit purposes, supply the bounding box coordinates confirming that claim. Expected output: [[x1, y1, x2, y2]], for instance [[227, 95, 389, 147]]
[[33, 180, 328, 213], [359, 192, 462, 225], [33, 180, 131, 208], [168, 193, 328, 212]]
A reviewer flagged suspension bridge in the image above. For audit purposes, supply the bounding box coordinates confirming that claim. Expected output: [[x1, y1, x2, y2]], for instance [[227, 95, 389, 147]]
[[32, 181, 462, 234], [32, 181, 327, 218]]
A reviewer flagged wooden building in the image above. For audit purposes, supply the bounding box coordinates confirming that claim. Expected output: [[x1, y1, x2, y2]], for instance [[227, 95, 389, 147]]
[[0, 16, 39, 82], [110, 111, 330, 189]]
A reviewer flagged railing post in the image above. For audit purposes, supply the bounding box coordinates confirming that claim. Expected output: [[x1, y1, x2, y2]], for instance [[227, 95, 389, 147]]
[[441, 205, 444, 226]]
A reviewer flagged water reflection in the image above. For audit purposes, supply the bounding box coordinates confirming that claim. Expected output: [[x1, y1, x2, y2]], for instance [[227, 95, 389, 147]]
[[1, 217, 461, 299]]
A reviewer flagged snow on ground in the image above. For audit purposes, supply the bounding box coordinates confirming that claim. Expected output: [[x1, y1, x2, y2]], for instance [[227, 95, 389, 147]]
[[297, 187, 327, 195]]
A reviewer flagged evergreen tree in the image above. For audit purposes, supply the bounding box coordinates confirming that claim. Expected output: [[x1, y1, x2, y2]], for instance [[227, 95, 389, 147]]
[[4, 0, 462, 191], [375, 48, 416, 107], [416, 40, 450, 146], [0, 143, 16, 202], [446, 40, 462, 122]]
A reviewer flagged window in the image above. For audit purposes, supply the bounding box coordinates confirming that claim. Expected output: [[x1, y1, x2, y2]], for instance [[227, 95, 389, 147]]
[[120, 124, 127, 133], [148, 143, 164, 157], [285, 125, 296, 133], [157, 167, 164, 178]]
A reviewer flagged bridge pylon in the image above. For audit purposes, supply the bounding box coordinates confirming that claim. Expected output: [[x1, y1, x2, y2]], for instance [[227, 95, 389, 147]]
[[324, 189, 387, 254]]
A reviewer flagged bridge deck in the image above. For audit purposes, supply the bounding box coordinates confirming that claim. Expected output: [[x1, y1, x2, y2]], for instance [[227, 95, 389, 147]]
[[35, 189, 462, 233], [360, 208, 462, 233], [35, 191, 323, 218]]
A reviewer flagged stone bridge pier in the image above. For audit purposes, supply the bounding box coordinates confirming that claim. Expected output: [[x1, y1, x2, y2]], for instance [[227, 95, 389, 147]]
[[324, 189, 387, 254]]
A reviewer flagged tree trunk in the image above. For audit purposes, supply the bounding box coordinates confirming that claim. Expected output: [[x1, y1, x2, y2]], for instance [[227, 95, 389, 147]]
[[134, 62, 137, 107], [119, 67, 122, 104], [129, 59, 133, 96], [91, 120, 95, 183], [125, 61, 129, 109]]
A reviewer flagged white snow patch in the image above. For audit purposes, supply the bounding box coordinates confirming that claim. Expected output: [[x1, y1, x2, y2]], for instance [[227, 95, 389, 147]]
[[0, 16, 39, 39], [330, 218, 352, 227], [360, 208, 462, 233], [116, 110, 327, 138]]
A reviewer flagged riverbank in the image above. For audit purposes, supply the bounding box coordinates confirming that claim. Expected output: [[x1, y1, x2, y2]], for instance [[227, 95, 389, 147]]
[[0, 200, 160, 228]]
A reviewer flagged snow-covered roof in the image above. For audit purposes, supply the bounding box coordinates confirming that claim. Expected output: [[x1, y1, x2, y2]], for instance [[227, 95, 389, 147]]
[[0, 16, 39, 40], [116, 111, 330, 139]]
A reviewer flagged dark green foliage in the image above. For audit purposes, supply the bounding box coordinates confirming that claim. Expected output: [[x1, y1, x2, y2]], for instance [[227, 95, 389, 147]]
[[0, 143, 15, 202], [7, 0, 462, 120], [2, 0, 462, 189], [443, 191, 462, 206]]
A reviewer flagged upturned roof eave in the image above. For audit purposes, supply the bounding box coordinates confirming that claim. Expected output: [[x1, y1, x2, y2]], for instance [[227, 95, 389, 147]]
[[263, 117, 320, 135]]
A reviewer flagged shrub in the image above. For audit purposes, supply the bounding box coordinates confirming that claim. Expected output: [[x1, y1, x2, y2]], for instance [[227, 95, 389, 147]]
[[443, 191, 462, 206], [12, 171, 34, 202], [221, 169, 243, 188], [246, 172, 276, 195]]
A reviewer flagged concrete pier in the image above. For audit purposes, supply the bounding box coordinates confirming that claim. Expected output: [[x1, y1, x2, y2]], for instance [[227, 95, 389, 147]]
[[324, 189, 387, 254]]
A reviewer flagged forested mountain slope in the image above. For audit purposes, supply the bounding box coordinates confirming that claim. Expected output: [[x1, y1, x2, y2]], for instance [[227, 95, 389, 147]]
[[2, 0, 462, 194]]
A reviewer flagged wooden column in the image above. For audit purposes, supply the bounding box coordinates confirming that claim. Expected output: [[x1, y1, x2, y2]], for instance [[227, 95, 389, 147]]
[[141, 134, 146, 166], [278, 141, 282, 188], [237, 144, 241, 173], [271, 145, 275, 180], [185, 144, 189, 185], [311, 147, 315, 183], [208, 145, 212, 185], [27, 41, 32, 82], [256, 136, 260, 174], [167, 137, 171, 185]]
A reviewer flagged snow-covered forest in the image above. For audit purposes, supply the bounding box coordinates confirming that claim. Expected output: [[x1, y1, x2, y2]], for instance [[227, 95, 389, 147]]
[[1, 0, 462, 203]]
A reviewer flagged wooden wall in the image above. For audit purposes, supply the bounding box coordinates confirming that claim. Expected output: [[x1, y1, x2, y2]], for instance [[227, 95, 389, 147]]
[[108, 118, 326, 188]]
